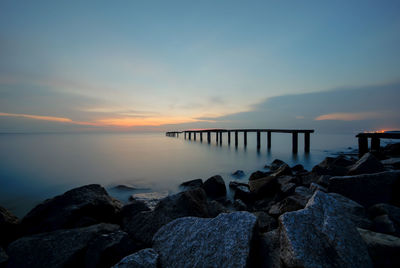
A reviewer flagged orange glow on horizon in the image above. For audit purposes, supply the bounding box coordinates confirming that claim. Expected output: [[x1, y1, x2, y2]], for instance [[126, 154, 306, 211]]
[[315, 112, 381, 121]]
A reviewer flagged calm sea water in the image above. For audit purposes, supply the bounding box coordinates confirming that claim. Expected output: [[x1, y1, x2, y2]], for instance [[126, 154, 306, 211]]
[[0, 131, 357, 217]]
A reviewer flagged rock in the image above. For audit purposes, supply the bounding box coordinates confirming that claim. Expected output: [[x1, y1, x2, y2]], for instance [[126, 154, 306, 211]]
[[309, 182, 327, 193], [85, 229, 144, 268], [294, 186, 312, 198], [112, 248, 158, 268], [384, 143, 400, 156], [180, 178, 203, 189], [311, 156, 352, 177], [381, 157, 400, 169], [279, 191, 373, 268], [0, 247, 8, 267], [253, 211, 277, 232], [202, 175, 227, 199], [129, 191, 169, 210], [327, 171, 400, 207], [229, 181, 249, 190], [270, 159, 287, 171], [6, 223, 120, 268], [249, 174, 279, 197], [21, 184, 122, 235], [122, 188, 210, 246], [232, 170, 245, 178], [112, 185, 137, 191], [268, 195, 307, 217], [358, 228, 400, 268], [207, 200, 229, 217], [249, 170, 271, 181], [257, 230, 281, 268], [369, 203, 400, 230], [291, 164, 305, 172], [152, 212, 257, 268], [279, 182, 296, 196], [234, 185, 255, 204], [234, 199, 248, 211], [0, 206, 19, 247], [373, 214, 397, 235], [274, 164, 293, 177], [121, 200, 150, 220], [317, 175, 331, 187], [348, 152, 385, 175]]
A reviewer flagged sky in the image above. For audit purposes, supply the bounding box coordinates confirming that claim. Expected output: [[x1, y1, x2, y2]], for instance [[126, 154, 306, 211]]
[[0, 0, 400, 133]]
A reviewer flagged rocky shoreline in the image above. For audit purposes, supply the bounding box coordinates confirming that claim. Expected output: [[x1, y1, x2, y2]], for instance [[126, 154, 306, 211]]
[[1, 143, 400, 267]]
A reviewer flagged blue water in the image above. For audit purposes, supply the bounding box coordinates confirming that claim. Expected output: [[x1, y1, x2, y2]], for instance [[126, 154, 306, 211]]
[[0, 131, 357, 217]]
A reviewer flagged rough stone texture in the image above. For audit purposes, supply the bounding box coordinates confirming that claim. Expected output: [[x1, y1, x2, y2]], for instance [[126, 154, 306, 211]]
[[153, 212, 257, 268], [358, 228, 400, 268], [249, 170, 271, 181], [202, 175, 227, 199], [309, 182, 327, 193], [21, 184, 122, 235], [0, 206, 19, 247], [207, 200, 229, 217], [249, 174, 278, 196], [270, 159, 287, 171], [327, 171, 400, 207], [268, 195, 307, 216], [279, 191, 373, 268], [180, 179, 203, 189], [112, 248, 158, 268], [0, 247, 8, 267], [348, 152, 385, 175], [85, 229, 144, 268], [234, 185, 255, 204], [257, 230, 281, 268], [121, 200, 150, 219], [253, 211, 277, 233], [6, 223, 120, 268], [369, 203, 400, 236], [122, 188, 210, 246], [311, 156, 351, 177]]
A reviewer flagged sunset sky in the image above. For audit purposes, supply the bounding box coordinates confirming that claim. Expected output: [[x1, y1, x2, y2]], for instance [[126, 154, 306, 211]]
[[1, 0, 400, 133]]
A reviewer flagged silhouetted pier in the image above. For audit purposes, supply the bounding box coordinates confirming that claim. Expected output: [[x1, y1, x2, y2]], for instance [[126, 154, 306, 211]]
[[166, 128, 315, 153], [356, 132, 400, 156]]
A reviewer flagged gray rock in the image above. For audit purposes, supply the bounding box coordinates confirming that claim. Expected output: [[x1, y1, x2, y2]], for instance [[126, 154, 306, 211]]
[[0, 206, 19, 247], [270, 159, 287, 171], [249, 174, 278, 197], [232, 170, 245, 178], [180, 178, 203, 189], [273, 164, 293, 177], [234, 185, 254, 204], [369, 203, 400, 236], [122, 188, 210, 246], [327, 171, 400, 207], [253, 211, 277, 232], [21, 184, 122, 235], [207, 200, 229, 217], [129, 191, 169, 210], [112, 248, 158, 268], [0, 247, 8, 266], [6, 223, 120, 268], [348, 152, 385, 175], [311, 156, 351, 177], [294, 186, 312, 198], [202, 175, 227, 199], [358, 228, 400, 268], [279, 191, 373, 268], [249, 170, 271, 181], [258, 229, 281, 268], [234, 199, 248, 211], [153, 212, 257, 268], [309, 182, 327, 193], [121, 200, 150, 219], [373, 214, 397, 235], [317, 175, 331, 187], [268, 195, 307, 216]]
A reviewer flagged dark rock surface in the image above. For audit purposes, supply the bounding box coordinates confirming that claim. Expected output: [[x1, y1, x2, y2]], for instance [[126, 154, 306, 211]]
[[232, 170, 245, 178], [202, 175, 227, 199], [327, 171, 400, 207], [234, 185, 254, 204], [249, 170, 271, 181], [311, 156, 352, 177], [384, 143, 400, 156], [112, 248, 158, 268], [0, 247, 8, 267], [21, 184, 122, 235], [269, 159, 287, 171], [253, 211, 277, 233], [0, 206, 19, 247], [180, 178, 203, 189], [6, 223, 120, 268], [279, 191, 373, 268], [358, 228, 400, 268], [381, 157, 400, 169], [369, 203, 400, 236], [122, 188, 210, 245], [152, 212, 257, 268], [348, 152, 385, 175], [257, 229, 281, 268]]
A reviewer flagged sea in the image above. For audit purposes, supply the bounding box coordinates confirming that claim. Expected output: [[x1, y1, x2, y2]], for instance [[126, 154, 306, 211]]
[[0, 131, 359, 217]]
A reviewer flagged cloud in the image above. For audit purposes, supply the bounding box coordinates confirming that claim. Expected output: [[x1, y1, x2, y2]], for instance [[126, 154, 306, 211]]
[[315, 112, 383, 121]]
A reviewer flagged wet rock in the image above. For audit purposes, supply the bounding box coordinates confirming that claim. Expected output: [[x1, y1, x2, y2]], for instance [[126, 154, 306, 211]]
[[85, 229, 144, 268], [121, 200, 150, 220], [358, 228, 400, 268], [373, 214, 397, 235], [21, 184, 122, 235], [279, 191, 373, 268], [0, 206, 19, 247], [234, 199, 248, 211], [291, 164, 305, 172], [229, 181, 249, 190], [129, 191, 169, 210], [122, 188, 210, 246], [249, 170, 271, 181], [257, 229, 281, 268], [268, 195, 307, 217], [202, 175, 227, 199], [180, 178, 203, 189], [6, 223, 120, 268], [270, 159, 287, 171], [232, 170, 245, 178], [234, 186, 255, 204], [207, 200, 229, 217], [311, 156, 351, 177], [152, 212, 257, 268], [253, 211, 277, 232], [0, 247, 8, 267], [369, 203, 400, 233], [249, 175, 279, 198], [348, 152, 385, 175], [327, 171, 400, 207], [112, 248, 158, 268]]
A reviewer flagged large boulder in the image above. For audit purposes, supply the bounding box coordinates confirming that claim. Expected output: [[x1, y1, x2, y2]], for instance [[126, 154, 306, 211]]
[[249, 170, 271, 181], [269, 187, 313, 217], [348, 153, 385, 175], [0, 206, 19, 247], [327, 171, 400, 207], [122, 188, 210, 246], [269, 159, 287, 171], [311, 156, 353, 176], [279, 191, 373, 268], [369, 203, 400, 236], [202, 175, 227, 199], [257, 229, 281, 268], [253, 211, 277, 233], [112, 248, 158, 268], [180, 179, 203, 189], [21, 184, 122, 235], [358, 228, 400, 268], [6, 223, 120, 268], [152, 212, 257, 268]]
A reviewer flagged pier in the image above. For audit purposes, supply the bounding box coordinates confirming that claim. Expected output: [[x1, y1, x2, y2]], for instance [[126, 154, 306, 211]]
[[166, 128, 314, 153], [356, 132, 400, 156]]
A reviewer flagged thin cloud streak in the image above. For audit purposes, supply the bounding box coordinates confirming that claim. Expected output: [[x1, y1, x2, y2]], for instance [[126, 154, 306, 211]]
[[315, 112, 383, 121]]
